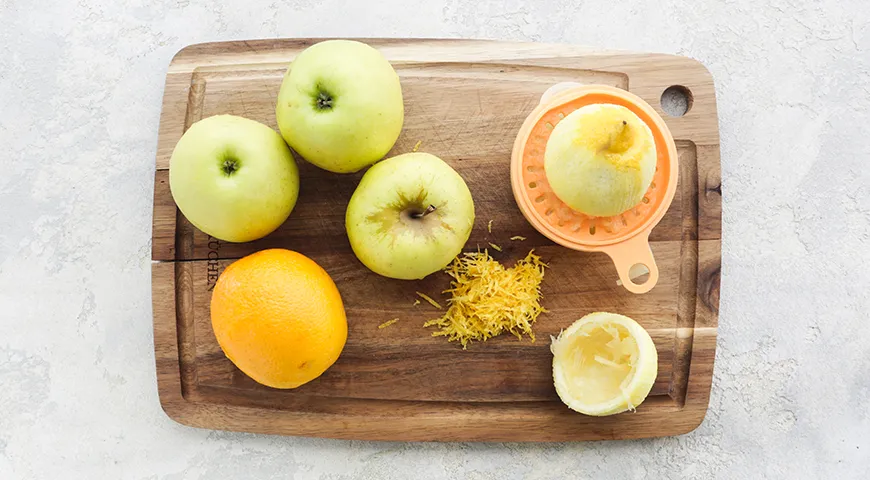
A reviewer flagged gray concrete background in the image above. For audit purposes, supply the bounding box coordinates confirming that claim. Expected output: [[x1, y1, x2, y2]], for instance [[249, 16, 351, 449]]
[[1, 0, 868, 478]]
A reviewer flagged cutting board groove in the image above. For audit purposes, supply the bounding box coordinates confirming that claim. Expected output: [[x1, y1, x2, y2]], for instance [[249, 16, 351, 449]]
[[151, 38, 721, 441]]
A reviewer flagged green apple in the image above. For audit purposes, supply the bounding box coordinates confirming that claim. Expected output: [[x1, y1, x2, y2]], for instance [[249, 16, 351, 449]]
[[275, 40, 404, 173], [545, 104, 656, 217], [346, 152, 475, 280], [169, 115, 299, 242]]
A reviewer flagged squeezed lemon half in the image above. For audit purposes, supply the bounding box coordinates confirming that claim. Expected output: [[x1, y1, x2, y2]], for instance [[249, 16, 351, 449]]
[[551, 312, 657, 416]]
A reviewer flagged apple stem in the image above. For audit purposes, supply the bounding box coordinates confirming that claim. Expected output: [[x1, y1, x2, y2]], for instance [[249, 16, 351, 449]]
[[411, 205, 437, 219], [222, 159, 238, 175], [316, 91, 333, 110]]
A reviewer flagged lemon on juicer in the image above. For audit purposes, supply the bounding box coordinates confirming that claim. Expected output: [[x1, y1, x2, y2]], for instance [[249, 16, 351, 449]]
[[544, 104, 656, 217]]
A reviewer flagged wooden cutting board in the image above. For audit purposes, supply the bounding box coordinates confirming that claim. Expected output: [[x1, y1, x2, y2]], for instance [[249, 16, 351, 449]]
[[151, 38, 721, 441]]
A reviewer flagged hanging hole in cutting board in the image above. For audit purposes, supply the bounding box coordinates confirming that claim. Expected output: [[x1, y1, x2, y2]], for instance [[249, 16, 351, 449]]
[[660, 85, 693, 117]]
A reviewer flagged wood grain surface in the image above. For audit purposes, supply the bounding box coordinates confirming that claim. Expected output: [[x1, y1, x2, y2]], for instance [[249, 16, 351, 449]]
[[151, 38, 721, 441]]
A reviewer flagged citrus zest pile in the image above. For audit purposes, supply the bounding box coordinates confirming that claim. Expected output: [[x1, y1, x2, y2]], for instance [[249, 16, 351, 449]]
[[423, 250, 547, 349]]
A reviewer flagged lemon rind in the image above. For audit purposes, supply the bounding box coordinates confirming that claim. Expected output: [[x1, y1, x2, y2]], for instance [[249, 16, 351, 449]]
[[551, 312, 658, 416]]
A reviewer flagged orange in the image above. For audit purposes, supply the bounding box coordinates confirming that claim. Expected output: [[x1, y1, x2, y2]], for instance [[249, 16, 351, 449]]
[[210, 249, 347, 389]]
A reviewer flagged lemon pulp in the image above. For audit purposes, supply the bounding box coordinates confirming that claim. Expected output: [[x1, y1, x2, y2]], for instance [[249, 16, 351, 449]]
[[551, 312, 657, 416]]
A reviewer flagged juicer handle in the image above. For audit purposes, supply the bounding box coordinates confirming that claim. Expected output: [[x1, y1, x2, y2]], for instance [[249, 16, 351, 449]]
[[604, 235, 660, 294]]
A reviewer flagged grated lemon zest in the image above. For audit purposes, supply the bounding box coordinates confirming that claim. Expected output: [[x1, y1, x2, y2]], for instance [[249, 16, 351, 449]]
[[510, 236, 526, 241], [416, 291, 442, 309], [487, 220, 493, 233], [424, 250, 547, 349], [412, 140, 422, 152], [413, 299, 421, 306], [488, 242, 502, 252], [378, 318, 399, 329]]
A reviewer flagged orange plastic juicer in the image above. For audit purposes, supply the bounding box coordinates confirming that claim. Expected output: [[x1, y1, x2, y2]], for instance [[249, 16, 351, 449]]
[[510, 84, 679, 294]]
